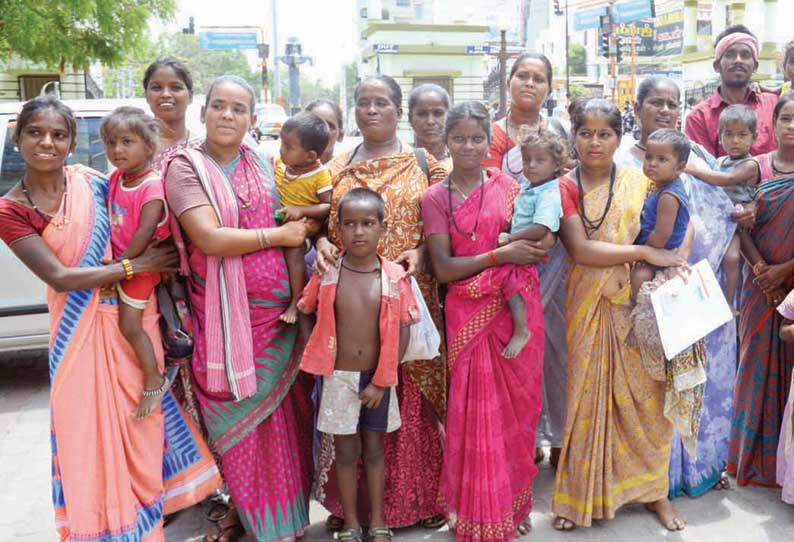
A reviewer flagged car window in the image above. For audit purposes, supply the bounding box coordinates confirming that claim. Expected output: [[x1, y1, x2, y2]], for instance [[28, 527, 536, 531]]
[[0, 115, 108, 196]]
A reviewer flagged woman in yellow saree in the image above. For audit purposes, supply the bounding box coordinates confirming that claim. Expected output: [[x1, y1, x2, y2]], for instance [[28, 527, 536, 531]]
[[552, 100, 688, 532]]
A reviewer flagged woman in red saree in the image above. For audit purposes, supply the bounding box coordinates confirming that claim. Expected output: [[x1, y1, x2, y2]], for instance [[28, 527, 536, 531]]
[[0, 96, 220, 541], [423, 101, 546, 541]]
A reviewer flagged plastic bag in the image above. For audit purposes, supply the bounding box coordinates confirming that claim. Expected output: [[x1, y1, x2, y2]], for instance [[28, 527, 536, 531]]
[[401, 276, 441, 363]]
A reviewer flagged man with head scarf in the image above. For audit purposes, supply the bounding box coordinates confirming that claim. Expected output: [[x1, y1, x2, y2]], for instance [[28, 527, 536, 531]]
[[685, 25, 778, 158]]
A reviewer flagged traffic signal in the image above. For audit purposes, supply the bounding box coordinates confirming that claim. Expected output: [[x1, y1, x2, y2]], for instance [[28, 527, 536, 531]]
[[182, 16, 195, 35], [554, 0, 563, 15], [600, 32, 610, 58], [615, 36, 623, 63]]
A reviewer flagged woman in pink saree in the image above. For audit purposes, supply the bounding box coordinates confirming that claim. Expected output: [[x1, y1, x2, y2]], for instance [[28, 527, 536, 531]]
[[423, 101, 546, 541], [164, 76, 314, 542], [0, 96, 220, 541]]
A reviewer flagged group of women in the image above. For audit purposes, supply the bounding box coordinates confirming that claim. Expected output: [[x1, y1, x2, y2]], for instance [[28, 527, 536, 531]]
[[2, 48, 794, 542]]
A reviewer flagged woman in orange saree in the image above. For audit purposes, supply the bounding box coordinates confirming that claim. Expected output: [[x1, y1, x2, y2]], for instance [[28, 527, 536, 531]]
[[0, 96, 220, 541]]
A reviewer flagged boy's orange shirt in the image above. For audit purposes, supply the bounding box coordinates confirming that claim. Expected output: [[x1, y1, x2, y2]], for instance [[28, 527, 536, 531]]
[[298, 256, 420, 387]]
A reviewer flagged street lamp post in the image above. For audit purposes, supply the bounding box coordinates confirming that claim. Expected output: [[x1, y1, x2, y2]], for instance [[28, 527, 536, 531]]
[[554, 0, 571, 99], [497, 20, 509, 120]]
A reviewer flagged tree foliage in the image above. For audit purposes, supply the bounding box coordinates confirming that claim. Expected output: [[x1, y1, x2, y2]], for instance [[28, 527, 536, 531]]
[[0, 0, 175, 71], [569, 43, 587, 76]]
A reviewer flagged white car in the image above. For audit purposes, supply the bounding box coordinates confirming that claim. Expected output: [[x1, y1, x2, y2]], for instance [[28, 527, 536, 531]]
[[0, 97, 208, 353]]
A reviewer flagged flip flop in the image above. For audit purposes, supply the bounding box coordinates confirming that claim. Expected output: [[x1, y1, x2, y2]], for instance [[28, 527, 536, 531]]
[[335, 528, 364, 541], [420, 514, 446, 529], [368, 527, 394, 542], [552, 516, 576, 531]]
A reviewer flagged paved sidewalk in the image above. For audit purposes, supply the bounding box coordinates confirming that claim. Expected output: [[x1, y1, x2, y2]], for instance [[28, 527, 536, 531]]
[[2, 352, 793, 541]]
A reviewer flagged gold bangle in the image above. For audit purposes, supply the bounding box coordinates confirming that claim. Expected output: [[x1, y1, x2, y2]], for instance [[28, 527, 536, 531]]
[[120, 258, 134, 280]]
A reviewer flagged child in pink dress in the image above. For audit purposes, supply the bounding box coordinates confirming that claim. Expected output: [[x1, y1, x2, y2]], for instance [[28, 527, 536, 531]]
[[103, 106, 172, 419]]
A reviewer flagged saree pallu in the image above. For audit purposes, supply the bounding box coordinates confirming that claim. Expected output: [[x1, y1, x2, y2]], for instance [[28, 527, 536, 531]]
[[728, 175, 794, 487], [315, 150, 447, 526], [439, 173, 544, 542], [178, 149, 312, 541], [616, 144, 738, 497], [552, 167, 672, 526], [47, 166, 219, 542]]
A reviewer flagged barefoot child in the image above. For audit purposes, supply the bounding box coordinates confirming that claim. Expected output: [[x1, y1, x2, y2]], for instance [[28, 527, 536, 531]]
[[497, 129, 569, 358], [685, 104, 761, 304], [299, 188, 419, 542], [630, 128, 691, 298], [274, 111, 333, 324], [103, 106, 172, 418]]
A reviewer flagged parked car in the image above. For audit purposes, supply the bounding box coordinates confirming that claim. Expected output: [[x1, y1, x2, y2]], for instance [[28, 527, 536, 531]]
[[254, 103, 288, 140], [0, 97, 209, 353]]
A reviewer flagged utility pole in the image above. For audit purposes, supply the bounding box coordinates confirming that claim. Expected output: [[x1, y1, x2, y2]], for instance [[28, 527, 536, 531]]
[[497, 26, 508, 120], [279, 37, 311, 114], [271, 0, 280, 100], [608, 1, 616, 103]]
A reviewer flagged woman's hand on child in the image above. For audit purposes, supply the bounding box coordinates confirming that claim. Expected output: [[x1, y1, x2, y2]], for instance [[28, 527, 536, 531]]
[[359, 383, 386, 409], [395, 246, 426, 275], [730, 202, 756, 229], [497, 233, 511, 247], [641, 246, 686, 269], [314, 236, 340, 275], [132, 240, 180, 274], [275, 206, 304, 222], [755, 263, 789, 294], [496, 239, 549, 266], [276, 219, 309, 248]]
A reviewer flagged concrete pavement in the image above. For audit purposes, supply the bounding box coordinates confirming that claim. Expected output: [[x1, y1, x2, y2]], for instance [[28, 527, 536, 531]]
[[2, 352, 793, 541]]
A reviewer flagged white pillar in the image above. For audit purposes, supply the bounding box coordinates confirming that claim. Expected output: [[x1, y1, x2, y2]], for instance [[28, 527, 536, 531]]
[[761, 0, 779, 57], [712, 0, 727, 40], [683, 0, 698, 55]]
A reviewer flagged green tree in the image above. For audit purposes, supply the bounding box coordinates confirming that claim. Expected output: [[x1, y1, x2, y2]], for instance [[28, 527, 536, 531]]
[[569, 43, 587, 76], [0, 0, 175, 71]]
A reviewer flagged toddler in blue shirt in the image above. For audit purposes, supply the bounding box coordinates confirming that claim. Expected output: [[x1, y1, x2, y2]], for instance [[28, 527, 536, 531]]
[[631, 128, 691, 299]]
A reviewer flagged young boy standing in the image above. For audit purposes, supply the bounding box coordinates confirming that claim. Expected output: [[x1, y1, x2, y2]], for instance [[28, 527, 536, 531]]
[[298, 188, 419, 542]]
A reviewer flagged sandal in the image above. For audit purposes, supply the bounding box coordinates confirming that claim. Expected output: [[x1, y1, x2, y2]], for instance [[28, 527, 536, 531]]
[[420, 514, 446, 529], [713, 471, 731, 490], [534, 447, 545, 465], [516, 518, 532, 535], [335, 528, 364, 541], [552, 516, 576, 531], [206, 501, 232, 523], [368, 527, 394, 542], [326, 514, 345, 532], [204, 521, 245, 542]]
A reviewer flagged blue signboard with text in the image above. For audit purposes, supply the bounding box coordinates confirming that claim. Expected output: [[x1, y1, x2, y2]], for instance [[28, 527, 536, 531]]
[[199, 31, 259, 50], [614, 0, 655, 24], [574, 7, 607, 31]]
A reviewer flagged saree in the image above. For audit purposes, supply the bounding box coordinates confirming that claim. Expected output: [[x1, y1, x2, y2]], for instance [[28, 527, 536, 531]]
[[502, 139, 570, 450], [430, 172, 544, 542], [552, 166, 672, 526], [728, 175, 794, 487], [45, 166, 219, 541], [616, 143, 737, 497], [777, 291, 794, 504], [167, 148, 312, 540], [314, 148, 447, 527]]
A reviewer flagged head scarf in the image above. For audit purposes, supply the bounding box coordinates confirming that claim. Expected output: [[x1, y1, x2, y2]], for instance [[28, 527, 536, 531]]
[[715, 32, 759, 63]]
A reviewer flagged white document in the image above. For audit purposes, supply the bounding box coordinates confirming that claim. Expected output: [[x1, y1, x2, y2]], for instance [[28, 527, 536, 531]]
[[650, 259, 734, 360]]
